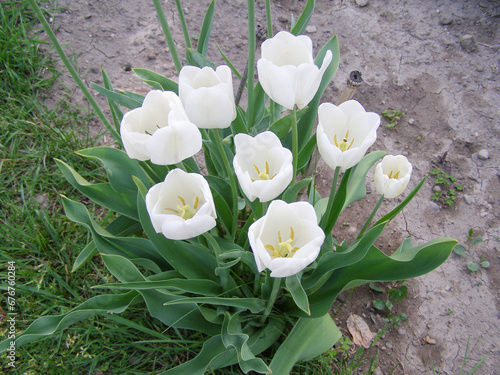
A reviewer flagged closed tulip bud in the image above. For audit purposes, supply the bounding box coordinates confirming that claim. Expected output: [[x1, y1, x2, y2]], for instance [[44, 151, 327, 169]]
[[374, 155, 412, 199]]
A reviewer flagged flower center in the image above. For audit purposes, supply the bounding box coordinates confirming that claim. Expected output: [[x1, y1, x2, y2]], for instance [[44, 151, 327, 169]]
[[252, 162, 277, 181], [164, 195, 200, 220], [265, 227, 300, 259], [334, 130, 355, 152], [387, 170, 401, 179]]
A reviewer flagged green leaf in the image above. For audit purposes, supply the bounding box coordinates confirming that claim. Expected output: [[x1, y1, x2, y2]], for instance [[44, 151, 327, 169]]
[[0, 292, 139, 352], [217, 45, 241, 79], [304, 238, 456, 317], [373, 177, 426, 227], [221, 312, 270, 374], [281, 178, 312, 203], [269, 313, 341, 375], [290, 0, 315, 36], [342, 150, 386, 210], [369, 282, 384, 293], [56, 159, 138, 219], [297, 135, 317, 171], [91, 83, 143, 109], [388, 285, 407, 301], [164, 297, 266, 313], [286, 274, 310, 316], [453, 244, 467, 256], [467, 261, 479, 272], [186, 47, 215, 68], [471, 237, 483, 246], [133, 68, 179, 93], [481, 261, 490, 269], [95, 279, 223, 296], [373, 298, 386, 310], [101, 68, 123, 133], [197, 0, 214, 56], [76, 147, 150, 194]]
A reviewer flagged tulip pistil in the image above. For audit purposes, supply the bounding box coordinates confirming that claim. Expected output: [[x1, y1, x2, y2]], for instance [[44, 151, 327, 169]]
[[164, 196, 199, 220], [387, 170, 401, 179], [334, 131, 355, 152], [265, 227, 300, 258], [252, 162, 277, 181]]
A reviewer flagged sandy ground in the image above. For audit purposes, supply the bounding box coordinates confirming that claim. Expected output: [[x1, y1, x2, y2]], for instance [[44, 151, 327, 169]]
[[41, 0, 500, 373]]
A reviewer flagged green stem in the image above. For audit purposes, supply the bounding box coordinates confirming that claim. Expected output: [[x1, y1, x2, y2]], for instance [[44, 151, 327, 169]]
[[28, 0, 120, 142], [174, 0, 192, 48], [203, 232, 230, 294], [357, 195, 384, 240], [291, 105, 298, 183], [263, 277, 281, 320], [212, 130, 238, 238], [246, 0, 256, 126], [175, 162, 187, 172], [152, 0, 182, 73], [265, 0, 273, 37], [320, 166, 340, 229]]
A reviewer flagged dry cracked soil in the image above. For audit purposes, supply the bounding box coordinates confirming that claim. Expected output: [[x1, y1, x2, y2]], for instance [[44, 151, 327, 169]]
[[39, 0, 500, 373]]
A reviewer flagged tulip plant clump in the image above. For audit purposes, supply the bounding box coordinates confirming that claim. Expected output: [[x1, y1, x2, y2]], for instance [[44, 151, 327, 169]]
[[7, 1, 457, 374]]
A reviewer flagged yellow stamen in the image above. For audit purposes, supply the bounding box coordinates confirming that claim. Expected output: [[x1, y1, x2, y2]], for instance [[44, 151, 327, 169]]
[[265, 227, 301, 259], [194, 196, 199, 209], [164, 208, 180, 214], [388, 171, 400, 179], [253, 162, 271, 180], [177, 196, 186, 206], [335, 130, 355, 152]]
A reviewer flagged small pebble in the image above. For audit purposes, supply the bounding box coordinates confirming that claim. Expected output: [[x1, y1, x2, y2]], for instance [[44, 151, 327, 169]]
[[430, 201, 440, 212], [478, 149, 490, 160], [408, 118, 415, 125], [464, 194, 472, 205], [433, 185, 442, 193], [355, 0, 370, 6], [306, 25, 317, 33], [439, 15, 453, 25], [480, 211, 489, 218], [460, 35, 478, 53], [386, 342, 393, 349]]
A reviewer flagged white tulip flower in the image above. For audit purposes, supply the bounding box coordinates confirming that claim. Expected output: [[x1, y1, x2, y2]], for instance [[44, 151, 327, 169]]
[[120, 90, 202, 165], [248, 200, 325, 278], [145, 169, 217, 240], [233, 131, 293, 202], [257, 31, 333, 110], [374, 155, 412, 199], [317, 100, 380, 171], [179, 65, 236, 129]]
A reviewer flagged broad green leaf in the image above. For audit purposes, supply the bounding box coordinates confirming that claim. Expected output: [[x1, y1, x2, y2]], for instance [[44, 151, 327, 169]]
[[286, 274, 310, 315], [281, 178, 312, 203], [95, 279, 223, 296], [0, 291, 139, 352], [197, 0, 214, 56], [56, 159, 138, 219], [76, 147, 150, 194], [186, 48, 215, 69], [221, 312, 270, 374], [91, 83, 143, 109], [304, 238, 456, 317], [72, 215, 141, 272], [290, 0, 315, 36], [320, 168, 352, 235], [164, 297, 266, 313], [230, 106, 249, 135], [133, 68, 179, 93], [269, 313, 341, 375], [393, 237, 414, 255], [297, 134, 317, 171], [342, 150, 386, 210], [101, 253, 146, 282]]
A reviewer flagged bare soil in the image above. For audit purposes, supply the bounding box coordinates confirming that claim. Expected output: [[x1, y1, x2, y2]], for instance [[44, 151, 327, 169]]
[[43, 0, 499, 373]]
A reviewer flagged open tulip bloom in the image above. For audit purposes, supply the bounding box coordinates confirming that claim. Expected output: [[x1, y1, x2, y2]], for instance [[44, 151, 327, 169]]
[[22, 2, 460, 374], [248, 200, 325, 278], [374, 155, 413, 198], [233, 131, 293, 202], [317, 100, 380, 171], [120, 90, 202, 165], [179, 65, 236, 129], [257, 31, 332, 110], [145, 169, 217, 240]]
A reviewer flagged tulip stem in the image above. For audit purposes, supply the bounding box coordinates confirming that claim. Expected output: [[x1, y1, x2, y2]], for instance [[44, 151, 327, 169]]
[[27, 0, 120, 143], [262, 277, 281, 321], [265, 0, 273, 38], [212, 130, 238, 238], [320, 166, 340, 229], [291, 105, 298, 184], [246, 0, 256, 126], [357, 195, 384, 240], [174, 0, 192, 49]]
